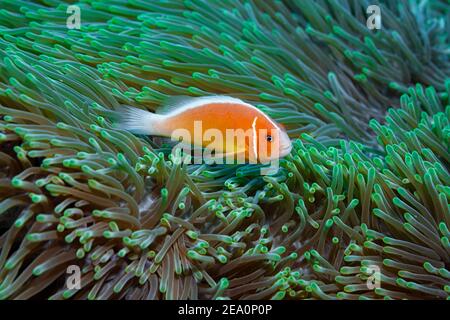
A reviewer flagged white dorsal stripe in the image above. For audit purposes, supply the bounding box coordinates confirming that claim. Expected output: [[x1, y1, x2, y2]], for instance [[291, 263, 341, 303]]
[[163, 96, 242, 116], [164, 95, 280, 129], [252, 116, 258, 160]]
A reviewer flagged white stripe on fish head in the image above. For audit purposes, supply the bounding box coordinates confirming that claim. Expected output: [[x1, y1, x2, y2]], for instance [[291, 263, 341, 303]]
[[252, 116, 258, 161]]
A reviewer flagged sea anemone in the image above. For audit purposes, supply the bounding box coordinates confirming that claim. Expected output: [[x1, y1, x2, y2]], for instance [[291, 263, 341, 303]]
[[0, 0, 448, 299]]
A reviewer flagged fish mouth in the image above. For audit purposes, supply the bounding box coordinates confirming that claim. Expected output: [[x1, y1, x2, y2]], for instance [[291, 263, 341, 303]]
[[279, 143, 292, 157], [263, 144, 292, 161], [277, 131, 292, 157]]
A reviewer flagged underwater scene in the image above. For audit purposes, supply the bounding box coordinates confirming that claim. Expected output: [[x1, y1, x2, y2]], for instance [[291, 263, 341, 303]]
[[0, 0, 449, 301]]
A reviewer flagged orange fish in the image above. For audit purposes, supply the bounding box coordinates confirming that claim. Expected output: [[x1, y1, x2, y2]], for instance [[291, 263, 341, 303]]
[[117, 96, 292, 163]]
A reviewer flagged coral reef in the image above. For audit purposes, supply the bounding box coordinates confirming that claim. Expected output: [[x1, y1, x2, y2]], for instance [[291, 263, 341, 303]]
[[0, 0, 448, 299]]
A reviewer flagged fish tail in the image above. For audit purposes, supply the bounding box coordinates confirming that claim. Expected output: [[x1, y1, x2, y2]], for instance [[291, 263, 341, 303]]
[[115, 106, 161, 135]]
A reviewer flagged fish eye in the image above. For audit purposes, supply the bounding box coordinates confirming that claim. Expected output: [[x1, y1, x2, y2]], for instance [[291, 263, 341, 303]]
[[266, 135, 273, 142]]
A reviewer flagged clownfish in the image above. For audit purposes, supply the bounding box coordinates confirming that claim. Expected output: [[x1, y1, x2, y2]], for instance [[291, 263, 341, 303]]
[[117, 96, 292, 163]]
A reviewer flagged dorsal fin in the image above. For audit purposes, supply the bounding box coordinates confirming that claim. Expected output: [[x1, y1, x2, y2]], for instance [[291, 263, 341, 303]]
[[155, 95, 247, 115], [156, 95, 194, 115]]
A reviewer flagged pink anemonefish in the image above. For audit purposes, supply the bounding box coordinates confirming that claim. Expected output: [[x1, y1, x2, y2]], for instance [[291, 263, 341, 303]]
[[117, 96, 292, 163]]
